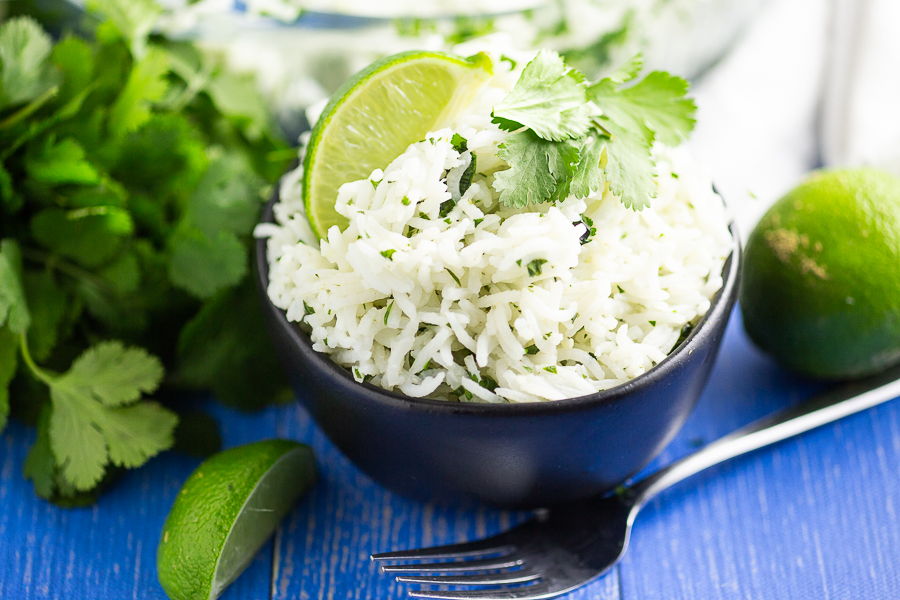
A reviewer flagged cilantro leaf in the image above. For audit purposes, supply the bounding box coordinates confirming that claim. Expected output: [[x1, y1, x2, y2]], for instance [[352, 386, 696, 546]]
[[74, 252, 147, 339], [451, 133, 468, 153], [459, 152, 476, 197], [24, 406, 108, 507], [112, 113, 208, 202], [0, 325, 17, 433], [491, 50, 591, 142], [87, 0, 160, 59], [589, 71, 696, 147], [49, 386, 109, 489], [494, 130, 580, 208], [26, 137, 101, 186], [98, 251, 141, 295], [101, 401, 177, 468], [168, 226, 247, 299], [0, 164, 21, 213], [23, 271, 67, 362], [57, 341, 163, 407], [0, 17, 60, 110], [175, 281, 291, 410], [186, 152, 265, 238], [527, 259, 547, 277], [605, 53, 643, 85], [107, 47, 169, 138], [0, 239, 31, 334], [569, 134, 607, 199], [23, 406, 56, 498], [582, 69, 696, 208], [31, 206, 134, 268], [51, 37, 94, 106], [601, 121, 655, 210], [205, 70, 273, 136], [48, 341, 173, 490], [491, 53, 695, 211]]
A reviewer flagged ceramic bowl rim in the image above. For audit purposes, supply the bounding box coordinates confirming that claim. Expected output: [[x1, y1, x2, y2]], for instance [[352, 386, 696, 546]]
[[255, 195, 741, 417]]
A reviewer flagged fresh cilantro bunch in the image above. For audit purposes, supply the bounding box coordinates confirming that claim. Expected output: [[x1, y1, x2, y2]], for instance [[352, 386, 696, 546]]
[[491, 50, 696, 210], [0, 1, 293, 505]]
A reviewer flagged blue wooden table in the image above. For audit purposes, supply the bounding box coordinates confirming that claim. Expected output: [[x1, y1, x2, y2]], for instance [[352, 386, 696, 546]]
[[2, 309, 900, 600]]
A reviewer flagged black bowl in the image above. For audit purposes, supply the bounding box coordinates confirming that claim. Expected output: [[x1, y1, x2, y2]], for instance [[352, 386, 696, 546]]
[[255, 196, 741, 508]]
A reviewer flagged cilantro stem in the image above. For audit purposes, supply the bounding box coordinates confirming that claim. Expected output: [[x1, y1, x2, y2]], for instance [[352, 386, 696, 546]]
[[18, 334, 56, 386], [0, 83, 98, 162], [0, 86, 59, 130], [165, 62, 214, 112], [21, 247, 117, 296]]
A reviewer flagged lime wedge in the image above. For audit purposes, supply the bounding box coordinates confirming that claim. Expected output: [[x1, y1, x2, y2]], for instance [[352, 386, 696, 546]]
[[303, 51, 493, 237], [157, 439, 315, 600]]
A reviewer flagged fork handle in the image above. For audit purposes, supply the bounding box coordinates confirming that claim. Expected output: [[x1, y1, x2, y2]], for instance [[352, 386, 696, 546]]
[[628, 364, 900, 507]]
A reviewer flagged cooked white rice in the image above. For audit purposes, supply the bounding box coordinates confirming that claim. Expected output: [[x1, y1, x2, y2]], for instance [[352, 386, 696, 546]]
[[257, 61, 733, 403]]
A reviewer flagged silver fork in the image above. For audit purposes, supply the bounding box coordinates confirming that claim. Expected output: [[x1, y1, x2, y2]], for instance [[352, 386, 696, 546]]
[[372, 366, 900, 599]]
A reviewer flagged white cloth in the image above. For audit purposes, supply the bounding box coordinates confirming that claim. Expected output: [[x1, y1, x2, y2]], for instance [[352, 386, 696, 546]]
[[820, 0, 900, 173], [688, 0, 900, 238]]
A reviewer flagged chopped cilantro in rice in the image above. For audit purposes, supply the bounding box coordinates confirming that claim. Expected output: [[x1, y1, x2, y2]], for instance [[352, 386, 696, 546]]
[[258, 54, 732, 403]]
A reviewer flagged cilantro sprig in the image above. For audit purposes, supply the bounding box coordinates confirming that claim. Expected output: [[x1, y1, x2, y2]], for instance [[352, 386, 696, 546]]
[[0, 3, 293, 504], [492, 52, 696, 210], [491, 50, 591, 142]]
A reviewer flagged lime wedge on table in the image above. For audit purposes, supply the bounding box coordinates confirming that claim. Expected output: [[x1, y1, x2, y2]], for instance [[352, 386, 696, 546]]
[[303, 51, 493, 237], [157, 440, 315, 600]]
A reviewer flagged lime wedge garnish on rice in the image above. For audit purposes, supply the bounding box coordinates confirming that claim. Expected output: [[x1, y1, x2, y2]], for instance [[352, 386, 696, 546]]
[[157, 440, 315, 600], [303, 51, 493, 238]]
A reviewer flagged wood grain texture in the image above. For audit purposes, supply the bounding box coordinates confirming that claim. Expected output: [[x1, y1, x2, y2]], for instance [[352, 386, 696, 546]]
[[619, 311, 900, 600], [0, 405, 279, 600], [0, 310, 899, 599]]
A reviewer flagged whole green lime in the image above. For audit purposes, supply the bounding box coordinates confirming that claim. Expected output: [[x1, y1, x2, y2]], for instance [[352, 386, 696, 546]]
[[741, 167, 900, 379]]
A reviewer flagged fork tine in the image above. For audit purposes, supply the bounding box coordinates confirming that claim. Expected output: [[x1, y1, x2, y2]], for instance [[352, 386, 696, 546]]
[[407, 582, 551, 600], [395, 570, 541, 586], [380, 555, 525, 574], [372, 541, 517, 562]]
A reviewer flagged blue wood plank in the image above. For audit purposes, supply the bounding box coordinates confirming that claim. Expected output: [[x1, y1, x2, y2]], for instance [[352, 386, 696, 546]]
[[2, 308, 899, 599], [272, 404, 514, 599], [0, 403, 281, 600], [269, 399, 620, 600], [618, 310, 900, 600]]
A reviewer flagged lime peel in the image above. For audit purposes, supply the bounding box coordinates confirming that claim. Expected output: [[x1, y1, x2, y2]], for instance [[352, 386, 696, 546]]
[[302, 51, 493, 238], [157, 439, 315, 600], [741, 167, 900, 378]]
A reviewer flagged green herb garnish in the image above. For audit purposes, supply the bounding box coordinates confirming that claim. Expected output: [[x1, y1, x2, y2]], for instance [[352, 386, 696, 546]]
[[451, 133, 468, 153], [579, 215, 597, 245], [491, 51, 696, 210], [459, 152, 477, 197], [527, 259, 547, 277]]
